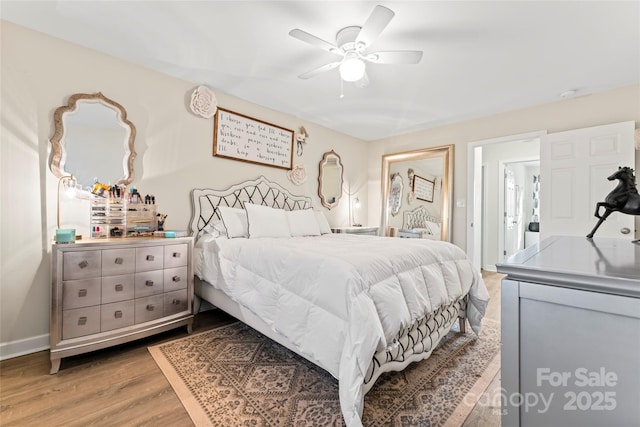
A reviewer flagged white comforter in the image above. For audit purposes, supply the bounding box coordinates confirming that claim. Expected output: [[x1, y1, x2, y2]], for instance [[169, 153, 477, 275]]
[[195, 233, 489, 426]]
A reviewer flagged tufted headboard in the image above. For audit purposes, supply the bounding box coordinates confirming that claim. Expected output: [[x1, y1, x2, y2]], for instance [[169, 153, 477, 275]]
[[189, 175, 312, 237], [402, 205, 441, 230]]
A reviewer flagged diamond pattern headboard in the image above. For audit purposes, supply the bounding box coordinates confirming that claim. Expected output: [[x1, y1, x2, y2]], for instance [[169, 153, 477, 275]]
[[189, 175, 312, 236], [402, 205, 440, 229]]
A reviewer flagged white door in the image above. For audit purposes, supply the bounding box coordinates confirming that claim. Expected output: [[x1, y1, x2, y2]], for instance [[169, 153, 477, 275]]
[[540, 121, 635, 241]]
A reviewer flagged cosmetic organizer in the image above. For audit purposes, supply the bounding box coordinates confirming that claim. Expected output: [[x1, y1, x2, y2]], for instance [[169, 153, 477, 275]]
[[90, 197, 157, 238]]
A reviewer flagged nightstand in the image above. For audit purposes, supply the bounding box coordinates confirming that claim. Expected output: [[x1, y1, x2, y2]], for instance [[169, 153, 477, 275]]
[[50, 236, 194, 374], [397, 229, 422, 238], [331, 226, 379, 236]]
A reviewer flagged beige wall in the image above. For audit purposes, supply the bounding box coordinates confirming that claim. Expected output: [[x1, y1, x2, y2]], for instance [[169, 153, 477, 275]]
[[0, 21, 367, 357], [369, 84, 640, 248]]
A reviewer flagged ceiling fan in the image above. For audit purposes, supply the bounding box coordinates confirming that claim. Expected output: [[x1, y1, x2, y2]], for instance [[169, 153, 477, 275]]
[[289, 5, 423, 85]]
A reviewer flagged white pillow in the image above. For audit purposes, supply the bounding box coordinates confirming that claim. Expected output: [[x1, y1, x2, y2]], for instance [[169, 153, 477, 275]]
[[314, 211, 332, 234], [287, 209, 321, 237], [199, 219, 227, 238], [245, 203, 291, 238], [218, 206, 248, 238]]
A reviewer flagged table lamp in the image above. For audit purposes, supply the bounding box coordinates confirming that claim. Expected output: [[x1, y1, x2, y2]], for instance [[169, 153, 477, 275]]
[[351, 196, 362, 227]]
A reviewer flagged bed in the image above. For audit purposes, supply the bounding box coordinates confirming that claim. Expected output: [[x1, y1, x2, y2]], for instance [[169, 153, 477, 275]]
[[189, 175, 489, 426]]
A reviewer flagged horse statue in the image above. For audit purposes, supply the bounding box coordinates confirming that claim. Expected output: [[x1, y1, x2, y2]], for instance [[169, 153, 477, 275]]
[[587, 166, 640, 239]]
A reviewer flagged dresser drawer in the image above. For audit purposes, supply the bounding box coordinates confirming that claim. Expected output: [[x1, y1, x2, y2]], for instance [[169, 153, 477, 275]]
[[163, 267, 188, 292], [164, 244, 188, 268], [135, 295, 164, 323], [62, 306, 100, 339], [62, 278, 101, 310], [164, 290, 189, 316], [134, 270, 164, 298], [102, 248, 135, 276], [63, 251, 101, 280], [101, 300, 134, 332], [135, 246, 164, 272], [102, 274, 135, 304]]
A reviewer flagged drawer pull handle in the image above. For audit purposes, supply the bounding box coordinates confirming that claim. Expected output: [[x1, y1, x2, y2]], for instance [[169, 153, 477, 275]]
[[145, 280, 154, 287], [115, 284, 124, 292], [172, 276, 181, 282], [78, 260, 89, 269], [172, 252, 181, 258], [114, 310, 123, 319], [78, 289, 87, 297], [146, 304, 155, 311], [115, 257, 124, 265], [146, 255, 155, 261], [172, 299, 181, 305], [78, 316, 87, 325]]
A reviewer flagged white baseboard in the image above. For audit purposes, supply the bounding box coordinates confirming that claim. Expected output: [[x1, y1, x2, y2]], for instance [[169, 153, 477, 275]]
[[483, 264, 498, 272], [0, 334, 49, 361]]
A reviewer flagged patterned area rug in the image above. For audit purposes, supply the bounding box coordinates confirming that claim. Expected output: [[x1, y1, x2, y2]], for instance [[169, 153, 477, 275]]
[[149, 319, 500, 426]]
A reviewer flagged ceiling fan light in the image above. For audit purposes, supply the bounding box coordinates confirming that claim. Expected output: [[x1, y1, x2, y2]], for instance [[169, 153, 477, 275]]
[[339, 57, 365, 82]]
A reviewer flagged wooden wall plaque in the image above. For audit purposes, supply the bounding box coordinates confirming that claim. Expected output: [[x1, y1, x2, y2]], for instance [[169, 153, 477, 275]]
[[213, 108, 294, 170]]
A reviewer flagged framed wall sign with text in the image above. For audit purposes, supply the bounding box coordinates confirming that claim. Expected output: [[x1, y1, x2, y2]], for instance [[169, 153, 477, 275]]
[[413, 174, 435, 202], [213, 108, 294, 170]]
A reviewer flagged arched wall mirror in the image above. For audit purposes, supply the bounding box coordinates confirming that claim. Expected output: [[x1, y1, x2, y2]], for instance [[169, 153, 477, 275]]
[[318, 150, 344, 210], [49, 92, 137, 191], [389, 172, 404, 216], [381, 145, 454, 241]]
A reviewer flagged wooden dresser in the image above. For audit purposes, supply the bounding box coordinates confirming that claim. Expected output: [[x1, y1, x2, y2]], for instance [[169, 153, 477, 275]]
[[497, 236, 640, 426], [50, 236, 194, 374]]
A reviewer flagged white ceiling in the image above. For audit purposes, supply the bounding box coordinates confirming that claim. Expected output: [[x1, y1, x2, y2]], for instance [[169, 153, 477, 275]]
[[2, 1, 639, 141]]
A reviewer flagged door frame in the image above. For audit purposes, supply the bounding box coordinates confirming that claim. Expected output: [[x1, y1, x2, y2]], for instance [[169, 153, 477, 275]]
[[466, 130, 546, 270]]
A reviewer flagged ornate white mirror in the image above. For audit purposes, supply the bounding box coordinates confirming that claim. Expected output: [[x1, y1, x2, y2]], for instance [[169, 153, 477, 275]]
[[318, 150, 344, 209], [49, 92, 136, 191], [389, 172, 404, 216], [381, 145, 454, 241]]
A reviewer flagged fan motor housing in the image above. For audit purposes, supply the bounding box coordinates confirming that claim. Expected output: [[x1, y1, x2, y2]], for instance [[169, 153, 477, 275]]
[[336, 26, 361, 52]]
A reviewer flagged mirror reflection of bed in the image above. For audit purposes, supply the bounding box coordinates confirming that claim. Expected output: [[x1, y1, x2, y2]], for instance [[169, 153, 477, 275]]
[[398, 205, 442, 239], [381, 145, 453, 241]]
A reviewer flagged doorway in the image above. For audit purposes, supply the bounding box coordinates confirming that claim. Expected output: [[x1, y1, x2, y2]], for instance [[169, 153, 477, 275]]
[[467, 132, 543, 271], [501, 160, 540, 260]]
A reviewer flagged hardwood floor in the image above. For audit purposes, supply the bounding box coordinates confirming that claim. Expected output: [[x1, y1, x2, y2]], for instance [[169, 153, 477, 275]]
[[461, 270, 503, 427], [0, 312, 236, 426], [0, 272, 503, 426]]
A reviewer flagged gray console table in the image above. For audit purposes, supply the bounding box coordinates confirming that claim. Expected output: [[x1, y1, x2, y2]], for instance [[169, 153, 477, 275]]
[[497, 236, 640, 427]]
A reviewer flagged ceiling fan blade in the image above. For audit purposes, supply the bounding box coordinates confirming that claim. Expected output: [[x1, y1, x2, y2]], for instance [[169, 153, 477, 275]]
[[355, 5, 395, 50], [298, 61, 341, 79], [366, 50, 423, 64], [289, 29, 342, 55]]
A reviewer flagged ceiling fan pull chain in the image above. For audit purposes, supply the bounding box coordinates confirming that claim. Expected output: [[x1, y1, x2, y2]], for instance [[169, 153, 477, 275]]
[[339, 77, 344, 99]]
